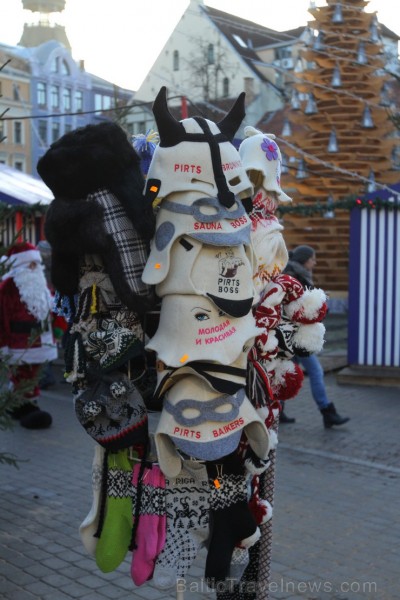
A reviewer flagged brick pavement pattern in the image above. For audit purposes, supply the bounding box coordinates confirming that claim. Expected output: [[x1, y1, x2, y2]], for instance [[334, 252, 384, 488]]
[[1, 351, 399, 599]]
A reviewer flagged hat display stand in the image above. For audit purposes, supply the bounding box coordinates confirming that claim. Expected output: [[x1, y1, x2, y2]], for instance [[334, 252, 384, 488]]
[[138, 88, 273, 595], [37, 101, 328, 600]]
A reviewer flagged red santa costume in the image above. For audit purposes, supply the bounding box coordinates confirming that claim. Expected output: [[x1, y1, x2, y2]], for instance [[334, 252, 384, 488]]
[[0, 242, 58, 429]]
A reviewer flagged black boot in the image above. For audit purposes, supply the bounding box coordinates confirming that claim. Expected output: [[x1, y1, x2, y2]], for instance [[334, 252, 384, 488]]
[[320, 403, 349, 428], [279, 410, 296, 424]]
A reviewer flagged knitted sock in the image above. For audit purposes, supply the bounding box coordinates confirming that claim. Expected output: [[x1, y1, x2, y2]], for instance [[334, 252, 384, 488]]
[[205, 453, 260, 586], [79, 444, 105, 556], [130, 463, 167, 586], [95, 449, 133, 573], [153, 460, 210, 590], [229, 546, 250, 582]]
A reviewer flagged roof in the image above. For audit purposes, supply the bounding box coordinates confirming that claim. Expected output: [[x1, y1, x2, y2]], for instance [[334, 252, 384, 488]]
[[202, 5, 287, 88], [0, 164, 53, 206], [380, 23, 400, 41]]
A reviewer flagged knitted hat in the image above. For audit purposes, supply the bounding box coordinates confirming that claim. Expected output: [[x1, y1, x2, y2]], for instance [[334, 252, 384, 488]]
[[239, 126, 291, 202], [142, 191, 251, 285], [132, 129, 159, 176], [145, 294, 261, 367], [146, 87, 253, 206], [155, 236, 255, 318], [4, 242, 42, 270], [75, 371, 148, 451], [155, 374, 270, 477], [251, 216, 289, 298], [290, 245, 315, 265], [83, 316, 144, 373]]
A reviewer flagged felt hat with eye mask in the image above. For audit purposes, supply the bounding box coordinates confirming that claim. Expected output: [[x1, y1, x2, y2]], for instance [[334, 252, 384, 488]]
[[154, 374, 270, 478]]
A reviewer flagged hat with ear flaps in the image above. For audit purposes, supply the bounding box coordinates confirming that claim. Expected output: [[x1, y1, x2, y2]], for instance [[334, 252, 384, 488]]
[[38, 122, 155, 314], [145, 293, 261, 368], [145, 86, 253, 207], [239, 126, 291, 203], [154, 374, 270, 478]]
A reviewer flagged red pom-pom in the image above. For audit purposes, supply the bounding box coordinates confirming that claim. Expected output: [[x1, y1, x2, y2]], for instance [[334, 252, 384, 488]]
[[271, 360, 304, 401], [249, 496, 273, 525]]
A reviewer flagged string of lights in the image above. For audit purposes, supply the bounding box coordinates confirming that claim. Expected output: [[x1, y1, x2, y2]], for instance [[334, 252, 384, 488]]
[[179, 9, 395, 74], [205, 7, 385, 47], [276, 134, 400, 196], [251, 59, 393, 110]]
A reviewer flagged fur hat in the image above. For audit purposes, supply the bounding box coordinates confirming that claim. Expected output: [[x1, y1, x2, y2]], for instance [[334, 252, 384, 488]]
[[39, 122, 155, 312], [38, 121, 155, 238], [38, 122, 148, 217]]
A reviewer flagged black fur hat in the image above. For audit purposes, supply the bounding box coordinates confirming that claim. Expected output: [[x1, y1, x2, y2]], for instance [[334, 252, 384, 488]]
[[38, 122, 156, 313], [38, 121, 155, 241]]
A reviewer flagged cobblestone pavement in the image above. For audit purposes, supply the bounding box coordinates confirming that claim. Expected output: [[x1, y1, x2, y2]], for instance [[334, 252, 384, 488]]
[[1, 351, 399, 599]]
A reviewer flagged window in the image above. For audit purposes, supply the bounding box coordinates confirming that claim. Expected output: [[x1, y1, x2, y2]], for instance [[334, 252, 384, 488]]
[[173, 50, 179, 71], [51, 57, 59, 73], [14, 121, 22, 144], [232, 34, 247, 48], [61, 60, 70, 76], [207, 44, 215, 65], [94, 94, 114, 111], [135, 121, 146, 134], [51, 85, 60, 109], [52, 121, 60, 143], [275, 47, 292, 60], [63, 88, 72, 111], [75, 90, 83, 112], [13, 84, 20, 101], [95, 94, 102, 111], [37, 82, 47, 106], [14, 161, 24, 171], [0, 121, 6, 142], [103, 95, 112, 110], [64, 123, 72, 134], [223, 77, 229, 98], [38, 120, 48, 145]]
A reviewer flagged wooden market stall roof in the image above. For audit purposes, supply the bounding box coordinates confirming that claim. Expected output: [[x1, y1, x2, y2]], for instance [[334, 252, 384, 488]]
[[0, 163, 53, 207]]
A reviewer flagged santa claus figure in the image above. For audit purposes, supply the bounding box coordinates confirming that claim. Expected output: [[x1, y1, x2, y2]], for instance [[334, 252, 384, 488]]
[[0, 242, 58, 429]]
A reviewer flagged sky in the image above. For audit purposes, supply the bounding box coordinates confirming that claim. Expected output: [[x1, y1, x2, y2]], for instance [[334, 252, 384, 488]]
[[0, 0, 399, 91]]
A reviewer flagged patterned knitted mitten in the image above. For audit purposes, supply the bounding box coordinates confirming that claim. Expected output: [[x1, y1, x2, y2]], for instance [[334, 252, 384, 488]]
[[130, 463, 167, 586], [153, 460, 210, 589], [205, 453, 260, 586], [95, 449, 133, 573]]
